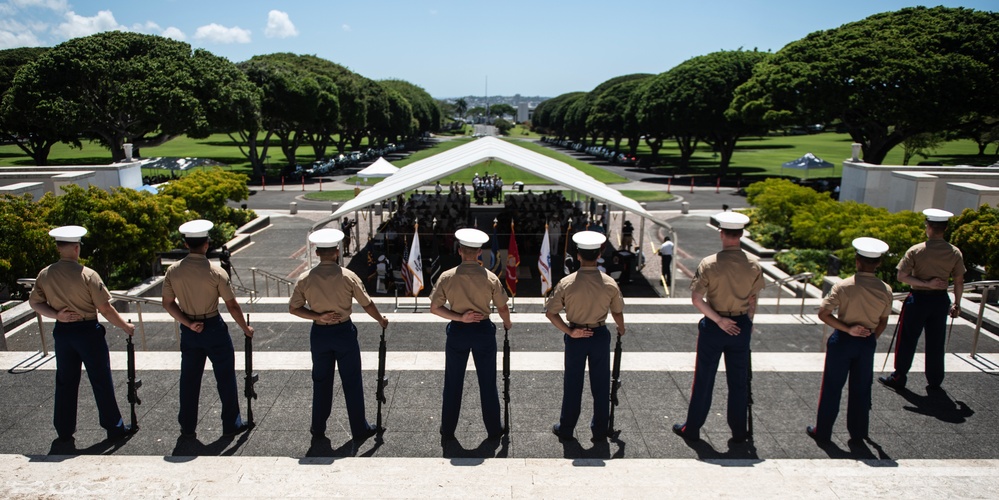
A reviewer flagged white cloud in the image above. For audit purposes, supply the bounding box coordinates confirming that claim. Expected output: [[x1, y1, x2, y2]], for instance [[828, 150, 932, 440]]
[[264, 10, 297, 38], [193, 23, 251, 44], [0, 19, 43, 48], [161, 26, 185, 41], [9, 0, 69, 11], [131, 21, 161, 33], [341, 24, 351, 32], [55, 10, 125, 39]]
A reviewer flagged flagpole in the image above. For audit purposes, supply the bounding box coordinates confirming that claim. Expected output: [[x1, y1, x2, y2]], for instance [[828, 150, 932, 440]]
[[413, 222, 419, 309]]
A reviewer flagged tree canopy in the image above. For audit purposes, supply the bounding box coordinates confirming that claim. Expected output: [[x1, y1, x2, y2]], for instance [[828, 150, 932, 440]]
[[2, 32, 259, 164], [730, 7, 999, 164]]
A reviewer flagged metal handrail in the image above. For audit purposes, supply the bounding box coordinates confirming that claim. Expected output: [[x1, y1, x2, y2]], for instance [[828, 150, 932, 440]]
[[109, 292, 161, 350], [889, 280, 998, 358], [767, 272, 814, 316], [16, 278, 47, 356], [250, 267, 294, 297]]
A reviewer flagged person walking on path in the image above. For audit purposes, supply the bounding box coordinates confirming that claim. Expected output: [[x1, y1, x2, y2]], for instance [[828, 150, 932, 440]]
[[430, 228, 512, 444], [289, 228, 388, 443], [879, 208, 965, 393], [808, 237, 893, 446], [162, 219, 254, 439], [659, 236, 674, 291], [546, 231, 626, 442], [29, 225, 136, 443], [673, 212, 763, 444]]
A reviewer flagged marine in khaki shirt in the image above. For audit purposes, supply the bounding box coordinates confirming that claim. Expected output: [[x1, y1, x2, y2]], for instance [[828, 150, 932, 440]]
[[29, 225, 135, 441], [545, 231, 625, 442], [674, 212, 762, 443], [808, 238, 893, 445], [161, 219, 252, 438], [881, 208, 966, 392], [289, 229, 387, 442], [430, 229, 512, 443]]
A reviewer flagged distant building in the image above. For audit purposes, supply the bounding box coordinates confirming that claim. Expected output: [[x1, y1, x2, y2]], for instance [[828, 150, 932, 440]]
[[517, 102, 536, 123]]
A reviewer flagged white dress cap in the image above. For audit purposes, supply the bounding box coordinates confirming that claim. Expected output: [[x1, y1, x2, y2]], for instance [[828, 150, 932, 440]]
[[178, 219, 214, 238], [922, 208, 954, 222], [714, 211, 750, 230], [573, 231, 607, 250], [455, 228, 489, 248], [49, 225, 87, 243], [309, 228, 345, 248], [852, 237, 889, 258]]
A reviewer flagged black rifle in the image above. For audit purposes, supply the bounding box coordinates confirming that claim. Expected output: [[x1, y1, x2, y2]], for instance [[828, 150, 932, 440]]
[[608, 333, 623, 433], [126, 324, 141, 431], [503, 327, 511, 434], [882, 296, 908, 371], [376, 326, 388, 432], [747, 348, 754, 440], [244, 314, 259, 426]]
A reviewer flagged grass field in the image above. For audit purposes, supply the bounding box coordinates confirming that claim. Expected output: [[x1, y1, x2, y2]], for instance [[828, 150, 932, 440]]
[[302, 190, 360, 201], [2, 131, 994, 182]]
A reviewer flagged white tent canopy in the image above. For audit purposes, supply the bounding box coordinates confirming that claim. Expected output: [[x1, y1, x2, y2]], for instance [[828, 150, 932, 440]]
[[356, 157, 400, 178], [781, 152, 833, 179], [332, 136, 658, 223]]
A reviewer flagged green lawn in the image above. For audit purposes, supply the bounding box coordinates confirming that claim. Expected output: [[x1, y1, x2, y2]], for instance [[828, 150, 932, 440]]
[[302, 190, 361, 201], [4, 131, 993, 183], [615, 132, 995, 179]]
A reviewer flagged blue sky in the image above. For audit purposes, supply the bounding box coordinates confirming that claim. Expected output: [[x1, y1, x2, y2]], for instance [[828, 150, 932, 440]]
[[1, 1, 994, 98]]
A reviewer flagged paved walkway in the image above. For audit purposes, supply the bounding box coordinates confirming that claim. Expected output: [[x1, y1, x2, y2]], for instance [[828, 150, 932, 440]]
[[4, 143, 999, 498]]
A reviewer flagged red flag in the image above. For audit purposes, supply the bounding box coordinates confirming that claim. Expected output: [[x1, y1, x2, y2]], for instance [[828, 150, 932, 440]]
[[506, 222, 519, 296]]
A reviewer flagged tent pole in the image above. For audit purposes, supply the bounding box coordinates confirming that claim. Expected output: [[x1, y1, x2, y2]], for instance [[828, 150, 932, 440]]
[[638, 204, 646, 256]]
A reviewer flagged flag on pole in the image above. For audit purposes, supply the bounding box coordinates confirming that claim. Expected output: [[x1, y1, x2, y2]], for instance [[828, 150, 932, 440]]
[[539, 224, 552, 296], [506, 222, 519, 296], [400, 236, 412, 295], [405, 224, 424, 296], [563, 220, 574, 274]]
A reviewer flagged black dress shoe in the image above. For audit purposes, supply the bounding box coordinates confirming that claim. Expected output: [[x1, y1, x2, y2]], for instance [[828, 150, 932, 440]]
[[440, 433, 456, 446], [353, 425, 378, 442], [672, 424, 699, 442], [878, 375, 905, 391], [806, 426, 831, 446], [552, 424, 575, 442], [106, 424, 134, 441], [223, 423, 251, 437], [728, 434, 749, 445], [55, 435, 75, 444]]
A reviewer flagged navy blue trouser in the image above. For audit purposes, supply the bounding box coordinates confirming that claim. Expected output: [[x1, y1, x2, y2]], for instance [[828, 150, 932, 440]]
[[892, 291, 950, 387], [178, 315, 242, 434], [558, 326, 611, 439], [52, 320, 123, 438], [682, 315, 752, 438], [310, 321, 371, 439], [441, 320, 502, 437], [814, 330, 877, 441]]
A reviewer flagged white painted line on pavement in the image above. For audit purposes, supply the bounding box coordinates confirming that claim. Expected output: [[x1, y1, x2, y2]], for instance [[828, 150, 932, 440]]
[[2, 351, 995, 373]]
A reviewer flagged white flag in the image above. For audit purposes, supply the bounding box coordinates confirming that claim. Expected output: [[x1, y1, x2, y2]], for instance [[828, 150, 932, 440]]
[[539, 225, 552, 296], [407, 227, 424, 295]]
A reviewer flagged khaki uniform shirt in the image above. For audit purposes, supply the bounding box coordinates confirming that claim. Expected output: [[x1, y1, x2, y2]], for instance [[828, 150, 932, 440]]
[[29, 259, 111, 321], [690, 248, 764, 315], [546, 267, 625, 326], [162, 253, 235, 317], [289, 262, 372, 324], [821, 272, 893, 330], [897, 239, 966, 291], [430, 262, 507, 315]]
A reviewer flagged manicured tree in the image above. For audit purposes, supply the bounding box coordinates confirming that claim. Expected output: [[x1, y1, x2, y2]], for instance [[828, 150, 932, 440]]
[[731, 7, 999, 164], [0, 47, 57, 166], [6, 32, 259, 163], [0, 194, 55, 297], [587, 75, 653, 152], [950, 204, 999, 279]]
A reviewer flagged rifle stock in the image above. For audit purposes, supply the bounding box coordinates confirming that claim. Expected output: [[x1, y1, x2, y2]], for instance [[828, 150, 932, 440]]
[[747, 348, 754, 439], [503, 328, 511, 434], [126, 325, 141, 431], [608, 333, 623, 433], [376, 326, 388, 432], [244, 314, 259, 426]]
